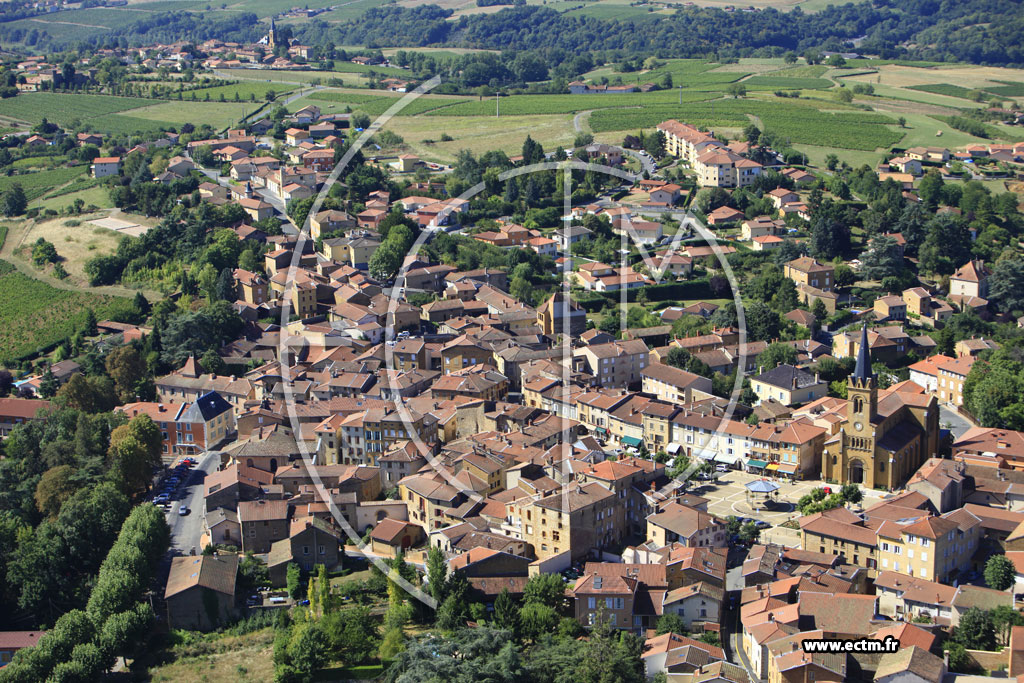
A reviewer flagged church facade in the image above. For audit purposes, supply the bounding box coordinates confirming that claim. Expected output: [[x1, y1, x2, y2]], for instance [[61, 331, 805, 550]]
[[821, 325, 939, 490]]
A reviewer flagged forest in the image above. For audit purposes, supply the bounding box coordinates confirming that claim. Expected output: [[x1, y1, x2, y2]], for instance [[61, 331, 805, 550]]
[[2, 1, 1023, 67]]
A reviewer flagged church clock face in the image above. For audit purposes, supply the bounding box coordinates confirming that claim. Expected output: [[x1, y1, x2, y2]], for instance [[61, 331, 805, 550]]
[[854, 422, 863, 432]]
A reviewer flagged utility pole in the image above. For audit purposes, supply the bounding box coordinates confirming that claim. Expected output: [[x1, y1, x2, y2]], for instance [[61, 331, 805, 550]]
[[496, 92, 499, 118], [679, 85, 682, 105]]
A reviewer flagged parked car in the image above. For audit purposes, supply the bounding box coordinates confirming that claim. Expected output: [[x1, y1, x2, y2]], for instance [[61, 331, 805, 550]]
[[754, 520, 771, 529], [153, 493, 170, 504]]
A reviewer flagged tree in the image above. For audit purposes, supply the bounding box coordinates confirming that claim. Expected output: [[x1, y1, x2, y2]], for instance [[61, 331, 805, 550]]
[[105, 346, 147, 402], [984, 554, 1015, 591], [988, 257, 1024, 314], [55, 374, 117, 413], [3, 183, 27, 216], [738, 520, 760, 545], [991, 604, 1024, 646], [200, 348, 226, 375], [31, 238, 58, 266], [727, 83, 746, 98], [518, 602, 559, 641], [34, 465, 78, 519], [811, 297, 828, 321], [287, 562, 303, 599], [379, 626, 405, 660], [287, 620, 329, 679], [744, 301, 781, 342], [523, 572, 567, 610], [493, 588, 519, 633], [426, 545, 447, 605], [38, 367, 59, 398], [368, 241, 403, 282], [756, 342, 798, 370], [839, 483, 862, 505], [108, 415, 162, 495], [953, 607, 996, 651], [860, 235, 903, 282], [655, 613, 687, 635]]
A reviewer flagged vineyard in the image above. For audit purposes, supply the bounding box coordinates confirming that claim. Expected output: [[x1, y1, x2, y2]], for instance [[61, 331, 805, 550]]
[[0, 166, 88, 201], [0, 258, 131, 362], [907, 84, 978, 100], [305, 91, 464, 116], [423, 90, 713, 117], [588, 97, 903, 150], [986, 81, 1024, 97], [0, 93, 158, 128]]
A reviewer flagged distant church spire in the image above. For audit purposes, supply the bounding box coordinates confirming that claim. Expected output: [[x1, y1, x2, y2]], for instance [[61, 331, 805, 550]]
[[853, 322, 873, 382]]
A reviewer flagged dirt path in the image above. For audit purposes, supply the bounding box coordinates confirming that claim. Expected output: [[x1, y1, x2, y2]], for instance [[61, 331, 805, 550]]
[[573, 109, 595, 133], [1, 220, 163, 300]]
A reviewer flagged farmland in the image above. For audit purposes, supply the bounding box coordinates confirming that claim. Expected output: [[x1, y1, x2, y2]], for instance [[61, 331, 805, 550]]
[[0, 166, 89, 202], [0, 93, 159, 129], [187, 80, 297, 102], [423, 90, 714, 117], [0, 257, 130, 362]]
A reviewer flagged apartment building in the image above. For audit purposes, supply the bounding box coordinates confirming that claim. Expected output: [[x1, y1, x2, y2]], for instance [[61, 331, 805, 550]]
[[693, 148, 762, 188], [507, 483, 621, 562], [937, 356, 975, 406], [640, 363, 714, 405], [573, 339, 650, 388]]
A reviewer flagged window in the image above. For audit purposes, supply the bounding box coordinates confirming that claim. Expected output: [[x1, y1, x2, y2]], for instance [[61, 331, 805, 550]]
[[303, 545, 310, 555], [319, 545, 325, 555], [588, 598, 596, 609]]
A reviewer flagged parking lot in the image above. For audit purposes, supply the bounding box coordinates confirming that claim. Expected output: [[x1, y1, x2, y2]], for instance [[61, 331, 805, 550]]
[[683, 469, 890, 548]]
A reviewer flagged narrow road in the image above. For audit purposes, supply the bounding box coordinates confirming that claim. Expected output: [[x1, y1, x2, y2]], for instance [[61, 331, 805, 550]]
[[166, 449, 222, 557]]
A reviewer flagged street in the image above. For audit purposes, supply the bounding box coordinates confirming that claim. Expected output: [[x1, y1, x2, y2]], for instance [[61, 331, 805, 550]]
[[939, 404, 973, 440], [165, 449, 221, 557]]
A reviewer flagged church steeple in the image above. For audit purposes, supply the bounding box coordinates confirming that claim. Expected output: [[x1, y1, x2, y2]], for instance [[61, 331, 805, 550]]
[[852, 322, 873, 383], [847, 322, 877, 426], [268, 18, 278, 49]]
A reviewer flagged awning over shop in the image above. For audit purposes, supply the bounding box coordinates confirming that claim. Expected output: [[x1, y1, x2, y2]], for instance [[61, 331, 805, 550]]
[[777, 463, 798, 474], [715, 453, 742, 465], [765, 463, 780, 471], [621, 436, 643, 447], [747, 459, 767, 469], [594, 427, 607, 435], [666, 443, 682, 454]]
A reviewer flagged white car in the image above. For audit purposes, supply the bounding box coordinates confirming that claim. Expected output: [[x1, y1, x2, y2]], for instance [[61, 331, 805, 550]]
[[178, 504, 189, 516]]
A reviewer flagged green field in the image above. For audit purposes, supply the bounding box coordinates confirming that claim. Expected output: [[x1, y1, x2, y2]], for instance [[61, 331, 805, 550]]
[[986, 81, 1024, 98], [906, 83, 979, 100], [304, 90, 465, 116], [423, 90, 715, 117], [0, 166, 88, 202], [586, 96, 901, 150], [187, 81, 297, 102], [0, 258, 130, 362], [0, 93, 159, 128], [742, 76, 835, 90]]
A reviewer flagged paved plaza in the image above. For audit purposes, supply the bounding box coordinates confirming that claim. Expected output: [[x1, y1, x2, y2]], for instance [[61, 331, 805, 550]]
[[683, 469, 891, 548]]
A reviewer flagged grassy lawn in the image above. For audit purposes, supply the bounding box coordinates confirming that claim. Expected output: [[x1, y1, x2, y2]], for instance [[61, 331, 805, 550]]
[[22, 218, 122, 282], [146, 629, 276, 683], [383, 114, 577, 164], [125, 101, 253, 128], [32, 186, 112, 213]]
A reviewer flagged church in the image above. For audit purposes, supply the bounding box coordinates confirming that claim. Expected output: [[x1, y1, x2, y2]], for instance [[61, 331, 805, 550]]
[[821, 325, 939, 490]]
